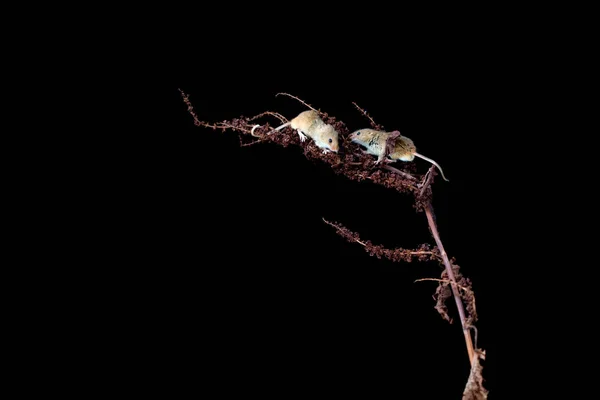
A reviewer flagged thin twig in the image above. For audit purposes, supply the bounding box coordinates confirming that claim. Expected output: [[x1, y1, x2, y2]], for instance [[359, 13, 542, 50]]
[[323, 218, 366, 245], [179, 89, 203, 127], [419, 165, 436, 197], [383, 165, 418, 181], [414, 278, 472, 294], [249, 111, 288, 124], [352, 102, 383, 130], [470, 326, 479, 350], [276, 93, 319, 112], [424, 202, 475, 365], [241, 140, 265, 147], [179, 89, 252, 134], [322, 218, 440, 261]]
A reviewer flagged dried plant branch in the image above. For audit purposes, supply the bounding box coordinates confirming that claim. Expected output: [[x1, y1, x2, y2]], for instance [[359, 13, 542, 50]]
[[323, 218, 439, 263], [352, 102, 383, 130], [179, 90, 253, 134], [415, 277, 480, 327], [470, 326, 479, 350], [249, 111, 288, 124], [443, 259, 478, 329], [382, 165, 418, 181], [432, 273, 453, 323], [415, 278, 476, 310], [241, 139, 265, 147], [180, 90, 420, 196], [419, 165, 436, 198], [424, 202, 475, 365], [276, 92, 319, 113], [181, 90, 486, 396], [415, 278, 469, 290], [179, 88, 203, 127]]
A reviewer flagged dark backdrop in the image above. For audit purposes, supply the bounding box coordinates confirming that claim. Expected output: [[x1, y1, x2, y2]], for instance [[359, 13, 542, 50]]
[[118, 51, 512, 398]]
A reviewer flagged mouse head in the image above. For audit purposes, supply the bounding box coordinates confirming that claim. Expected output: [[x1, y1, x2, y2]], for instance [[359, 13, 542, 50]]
[[322, 125, 339, 152], [348, 129, 380, 146]]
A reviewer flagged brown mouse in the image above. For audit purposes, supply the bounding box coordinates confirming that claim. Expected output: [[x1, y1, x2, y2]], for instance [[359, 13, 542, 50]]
[[268, 110, 339, 153], [349, 128, 449, 181]]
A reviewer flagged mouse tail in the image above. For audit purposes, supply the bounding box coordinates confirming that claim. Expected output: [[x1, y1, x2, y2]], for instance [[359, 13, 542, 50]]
[[267, 122, 291, 135], [414, 152, 449, 182]]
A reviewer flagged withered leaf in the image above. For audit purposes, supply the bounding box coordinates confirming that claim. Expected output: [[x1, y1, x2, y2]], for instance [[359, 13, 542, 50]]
[[462, 349, 488, 400]]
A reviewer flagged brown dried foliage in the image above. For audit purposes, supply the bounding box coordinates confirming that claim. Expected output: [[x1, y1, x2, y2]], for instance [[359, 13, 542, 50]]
[[449, 259, 478, 327], [462, 350, 488, 400], [423, 260, 478, 327], [323, 219, 439, 263], [180, 90, 427, 200], [434, 270, 453, 324]]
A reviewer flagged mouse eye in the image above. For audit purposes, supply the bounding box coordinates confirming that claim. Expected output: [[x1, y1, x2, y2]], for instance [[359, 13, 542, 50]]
[[356, 132, 361, 135], [328, 138, 332, 143]]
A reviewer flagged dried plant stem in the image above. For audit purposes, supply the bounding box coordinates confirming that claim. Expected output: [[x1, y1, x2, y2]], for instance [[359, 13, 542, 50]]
[[414, 278, 473, 294], [178, 89, 252, 134], [424, 202, 475, 365], [410, 251, 437, 256], [322, 218, 439, 263], [352, 102, 383, 130], [179, 89, 202, 127], [383, 165, 418, 181], [249, 111, 288, 124], [276, 92, 319, 112], [419, 166, 436, 197]]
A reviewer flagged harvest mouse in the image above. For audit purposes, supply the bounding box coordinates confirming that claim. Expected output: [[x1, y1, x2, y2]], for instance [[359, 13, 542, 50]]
[[268, 110, 339, 153], [349, 129, 449, 181]]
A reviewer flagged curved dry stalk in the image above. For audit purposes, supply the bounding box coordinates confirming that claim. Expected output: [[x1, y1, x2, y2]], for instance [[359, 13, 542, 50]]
[[179, 89, 252, 134], [419, 165, 436, 197], [322, 218, 439, 262], [416, 277, 479, 327], [415, 278, 474, 297], [276, 92, 319, 113], [352, 101, 383, 130], [249, 111, 288, 124], [383, 165, 418, 181], [424, 202, 475, 365], [179, 88, 203, 127]]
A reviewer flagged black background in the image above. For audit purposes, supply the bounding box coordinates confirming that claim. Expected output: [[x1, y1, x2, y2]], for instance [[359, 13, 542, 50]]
[[129, 66, 509, 398], [14, 3, 578, 397], [101, 22, 528, 398]]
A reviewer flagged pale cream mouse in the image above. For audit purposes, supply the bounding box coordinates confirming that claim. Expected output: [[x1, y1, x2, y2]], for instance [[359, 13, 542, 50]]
[[268, 110, 339, 153], [349, 128, 449, 181]]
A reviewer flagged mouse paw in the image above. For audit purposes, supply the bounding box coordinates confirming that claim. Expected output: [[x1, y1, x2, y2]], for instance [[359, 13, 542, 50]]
[[375, 157, 392, 165], [297, 130, 308, 142]]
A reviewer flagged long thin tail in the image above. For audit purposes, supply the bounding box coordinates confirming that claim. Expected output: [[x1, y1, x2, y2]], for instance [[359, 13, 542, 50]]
[[414, 152, 449, 182], [267, 122, 291, 135]]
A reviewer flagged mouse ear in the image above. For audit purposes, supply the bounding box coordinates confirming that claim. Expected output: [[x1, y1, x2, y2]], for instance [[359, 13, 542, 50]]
[[388, 130, 402, 140], [385, 131, 402, 158]]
